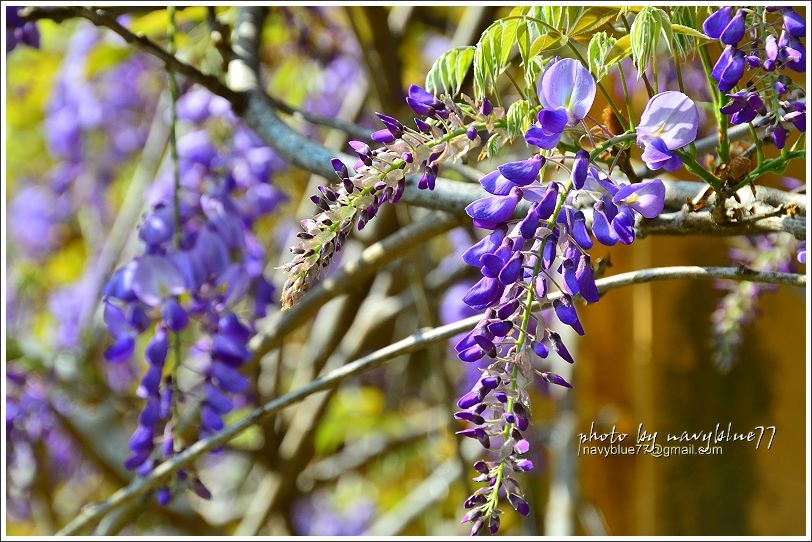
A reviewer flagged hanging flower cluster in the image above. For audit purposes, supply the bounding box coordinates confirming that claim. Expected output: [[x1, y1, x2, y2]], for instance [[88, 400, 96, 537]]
[[711, 233, 800, 371], [704, 6, 806, 148], [454, 58, 669, 534], [102, 88, 286, 502], [281, 84, 495, 309]]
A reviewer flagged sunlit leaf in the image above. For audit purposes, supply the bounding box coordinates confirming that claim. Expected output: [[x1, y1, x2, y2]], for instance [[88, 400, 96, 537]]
[[473, 18, 520, 99], [506, 99, 534, 139], [425, 46, 475, 97], [569, 7, 619, 37], [587, 32, 619, 82]]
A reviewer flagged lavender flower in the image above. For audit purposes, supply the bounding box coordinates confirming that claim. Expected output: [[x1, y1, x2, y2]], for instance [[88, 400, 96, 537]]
[[102, 86, 287, 498], [636, 91, 699, 171], [525, 58, 596, 149]]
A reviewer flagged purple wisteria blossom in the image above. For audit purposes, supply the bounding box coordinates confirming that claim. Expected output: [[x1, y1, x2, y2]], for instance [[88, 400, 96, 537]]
[[456, 60, 667, 530], [102, 87, 286, 502], [704, 6, 806, 148], [525, 58, 596, 149], [636, 91, 699, 171], [711, 235, 798, 370]]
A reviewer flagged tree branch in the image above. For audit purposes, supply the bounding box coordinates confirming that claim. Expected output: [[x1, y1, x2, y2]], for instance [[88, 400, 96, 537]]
[[56, 265, 804, 534], [26, 6, 805, 241]]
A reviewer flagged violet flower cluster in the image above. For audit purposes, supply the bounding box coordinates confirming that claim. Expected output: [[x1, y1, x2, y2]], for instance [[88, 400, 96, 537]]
[[704, 6, 806, 149], [6, 366, 80, 521], [102, 87, 286, 503], [455, 58, 668, 534], [9, 23, 162, 357], [281, 84, 491, 309], [711, 234, 800, 371]]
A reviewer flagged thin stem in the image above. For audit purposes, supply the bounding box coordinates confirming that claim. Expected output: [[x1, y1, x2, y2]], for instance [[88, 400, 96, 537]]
[[698, 45, 730, 164], [167, 6, 183, 422], [747, 122, 765, 167], [617, 63, 635, 131], [675, 150, 724, 190]]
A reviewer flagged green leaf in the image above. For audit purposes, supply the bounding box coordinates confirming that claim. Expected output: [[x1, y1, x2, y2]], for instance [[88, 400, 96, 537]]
[[587, 32, 618, 82], [506, 99, 533, 139], [629, 7, 672, 74], [528, 30, 567, 57], [523, 55, 545, 98], [569, 7, 619, 37], [672, 23, 712, 40], [604, 34, 632, 67], [473, 18, 520, 99], [425, 46, 475, 97], [670, 7, 711, 58], [486, 133, 507, 158]]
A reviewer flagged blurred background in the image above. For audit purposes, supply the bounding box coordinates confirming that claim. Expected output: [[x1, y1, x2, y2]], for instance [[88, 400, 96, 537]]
[[4, 6, 807, 536]]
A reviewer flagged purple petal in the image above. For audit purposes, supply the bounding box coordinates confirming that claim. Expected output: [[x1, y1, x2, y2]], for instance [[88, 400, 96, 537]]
[[703, 7, 732, 39], [571, 149, 589, 189], [200, 405, 225, 432], [550, 331, 575, 363], [498, 253, 524, 285], [783, 8, 805, 38], [128, 425, 154, 452], [209, 361, 249, 393], [205, 383, 234, 415], [103, 300, 134, 339], [145, 329, 168, 367], [554, 296, 585, 335], [641, 138, 683, 172], [637, 91, 699, 150], [613, 179, 665, 219], [576, 255, 600, 303], [497, 155, 544, 185], [462, 225, 507, 267], [611, 206, 636, 244], [538, 58, 596, 124], [105, 336, 135, 363], [463, 276, 505, 310], [719, 10, 746, 46], [211, 333, 251, 366], [131, 255, 187, 308], [464, 188, 522, 229], [591, 202, 617, 246]]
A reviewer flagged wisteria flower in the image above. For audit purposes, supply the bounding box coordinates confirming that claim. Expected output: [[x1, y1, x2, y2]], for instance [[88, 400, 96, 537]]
[[636, 91, 699, 171], [612, 179, 666, 219], [525, 58, 596, 149]]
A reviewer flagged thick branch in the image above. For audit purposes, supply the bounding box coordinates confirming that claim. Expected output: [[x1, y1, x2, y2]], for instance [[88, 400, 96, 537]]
[[405, 177, 807, 239], [56, 265, 804, 534], [29, 6, 805, 240]]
